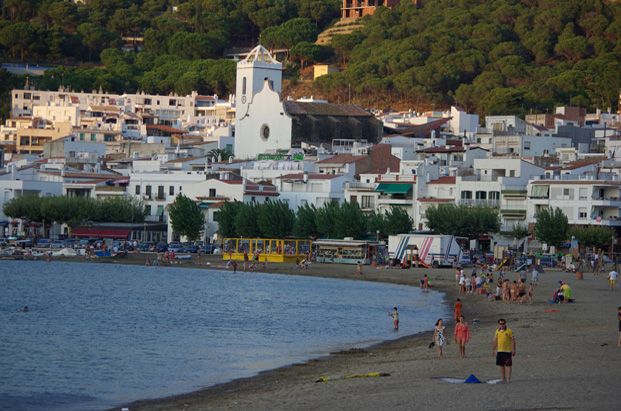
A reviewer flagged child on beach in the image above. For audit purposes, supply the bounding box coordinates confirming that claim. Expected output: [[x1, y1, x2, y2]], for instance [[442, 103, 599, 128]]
[[526, 282, 534, 304], [389, 307, 399, 330], [608, 269, 618, 291], [454, 315, 470, 359], [433, 319, 446, 359]]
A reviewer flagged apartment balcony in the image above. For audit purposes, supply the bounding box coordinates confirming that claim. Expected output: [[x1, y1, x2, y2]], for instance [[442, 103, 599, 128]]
[[155, 194, 166, 201], [591, 196, 621, 207], [377, 175, 416, 183], [458, 199, 500, 207], [344, 181, 376, 191], [500, 209, 527, 218], [377, 197, 413, 206], [598, 218, 621, 226], [501, 189, 527, 198]]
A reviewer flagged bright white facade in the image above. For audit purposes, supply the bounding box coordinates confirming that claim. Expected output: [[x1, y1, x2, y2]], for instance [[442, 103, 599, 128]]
[[527, 179, 621, 227], [234, 45, 292, 159], [448, 106, 478, 138], [0, 166, 63, 237], [274, 172, 348, 209], [493, 135, 572, 156]]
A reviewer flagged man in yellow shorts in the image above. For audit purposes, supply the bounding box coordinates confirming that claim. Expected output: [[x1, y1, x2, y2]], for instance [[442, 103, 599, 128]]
[[493, 318, 516, 383]]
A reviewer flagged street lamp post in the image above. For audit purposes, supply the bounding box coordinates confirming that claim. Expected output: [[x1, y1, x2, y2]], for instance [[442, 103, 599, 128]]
[[376, 230, 380, 242]]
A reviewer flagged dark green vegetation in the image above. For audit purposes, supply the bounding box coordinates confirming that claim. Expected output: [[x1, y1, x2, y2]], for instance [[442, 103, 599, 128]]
[[318, 0, 621, 114], [568, 225, 615, 249], [533, 207, 569, 247], [424, 204, 500, 239], [216, 201, 413, 240], [3, 195, 145, 227], [168, 194, 205, 241], [1, 0, 620, 119]]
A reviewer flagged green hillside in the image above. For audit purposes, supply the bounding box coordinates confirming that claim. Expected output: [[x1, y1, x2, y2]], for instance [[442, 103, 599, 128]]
[[0, 0, 620, 118], [314, 0, 621, 115]]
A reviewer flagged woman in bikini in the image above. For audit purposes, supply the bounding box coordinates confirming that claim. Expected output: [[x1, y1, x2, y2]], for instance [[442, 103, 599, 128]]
[[454, 315, 471, 359]]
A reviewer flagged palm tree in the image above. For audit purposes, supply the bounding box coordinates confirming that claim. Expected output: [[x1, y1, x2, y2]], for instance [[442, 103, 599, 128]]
[[207, 148, 233, 163]]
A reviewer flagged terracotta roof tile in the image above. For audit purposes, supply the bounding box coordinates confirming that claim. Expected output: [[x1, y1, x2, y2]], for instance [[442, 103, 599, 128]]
[[418, 146, 466, 154], [316, 154, 366, 164], [428, 176, 456, 185]]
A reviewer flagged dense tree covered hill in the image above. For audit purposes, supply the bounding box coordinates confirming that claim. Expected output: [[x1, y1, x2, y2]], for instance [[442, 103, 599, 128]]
[[315, 0, 621, 115], [0, 0, 620, 119], [0, 0, 340, 63]]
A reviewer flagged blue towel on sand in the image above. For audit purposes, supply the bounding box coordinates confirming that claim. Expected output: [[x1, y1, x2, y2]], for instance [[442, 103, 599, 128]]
[[464, 374, 482, 384]]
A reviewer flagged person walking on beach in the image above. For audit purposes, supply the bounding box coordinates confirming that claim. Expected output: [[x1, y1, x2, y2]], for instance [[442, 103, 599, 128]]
[[389, 306, 399, 331], [454, 315, 470, 359], [531, 266, 540, 284], [454, 298, 462, 321], [433, 319, 446, 359], [493, 318, 516, 383], [608, 269, 618, 291]]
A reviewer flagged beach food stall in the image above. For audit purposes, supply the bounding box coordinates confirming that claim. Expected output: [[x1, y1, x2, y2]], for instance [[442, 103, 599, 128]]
[[222, 238, 312, 263]]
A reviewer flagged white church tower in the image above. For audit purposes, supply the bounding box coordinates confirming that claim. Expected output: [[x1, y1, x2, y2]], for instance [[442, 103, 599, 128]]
[[234, 45, 292, 159]]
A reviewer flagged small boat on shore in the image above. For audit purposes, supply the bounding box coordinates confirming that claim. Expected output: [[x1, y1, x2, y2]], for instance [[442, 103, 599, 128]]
[[175, 254, 192, 261], [53, 248, 79, 257]]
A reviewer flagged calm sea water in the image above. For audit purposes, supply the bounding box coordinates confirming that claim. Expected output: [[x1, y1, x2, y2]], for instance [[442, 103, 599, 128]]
[[0, 261, 446, 411]]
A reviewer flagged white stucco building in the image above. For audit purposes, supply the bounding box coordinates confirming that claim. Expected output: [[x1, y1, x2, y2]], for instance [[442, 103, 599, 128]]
[[234, 45, 382, 160], [234, 46, 291, 159]]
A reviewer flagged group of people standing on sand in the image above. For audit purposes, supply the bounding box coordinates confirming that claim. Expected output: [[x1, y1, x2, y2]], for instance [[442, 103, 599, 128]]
[[430, 299, 471, 360], [431, 304, 517, 384], [455, 265, 540, 305]]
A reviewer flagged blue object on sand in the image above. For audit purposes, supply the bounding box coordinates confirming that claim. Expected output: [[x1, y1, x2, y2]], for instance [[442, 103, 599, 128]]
[[464, 374, 482, 384]]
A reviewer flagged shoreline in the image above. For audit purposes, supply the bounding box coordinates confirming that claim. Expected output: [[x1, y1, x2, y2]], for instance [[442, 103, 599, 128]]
[[95, 255, 484, 411], [41, 254, 621, 410]]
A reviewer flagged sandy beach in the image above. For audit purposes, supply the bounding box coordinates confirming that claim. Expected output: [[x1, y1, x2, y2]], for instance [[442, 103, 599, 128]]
[[91, 254, 621, 411]]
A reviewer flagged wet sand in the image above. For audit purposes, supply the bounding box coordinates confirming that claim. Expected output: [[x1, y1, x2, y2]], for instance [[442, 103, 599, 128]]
[[93, 255, 620, 411]]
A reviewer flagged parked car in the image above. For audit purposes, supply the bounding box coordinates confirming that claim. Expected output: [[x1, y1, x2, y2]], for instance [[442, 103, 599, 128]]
[[459, 254, 472, 267], [181, 242, 198, 253], [167, 242, 183, 252], [36, 238, 51, 248], [155, 242, 168, 252], [50, 240, 65, 249], [63, 238, 78, 248], [137, 242, 153, 252]]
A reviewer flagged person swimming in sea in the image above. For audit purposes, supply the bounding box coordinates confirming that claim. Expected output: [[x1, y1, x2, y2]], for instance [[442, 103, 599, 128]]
[[19, 306, 29, 312]]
